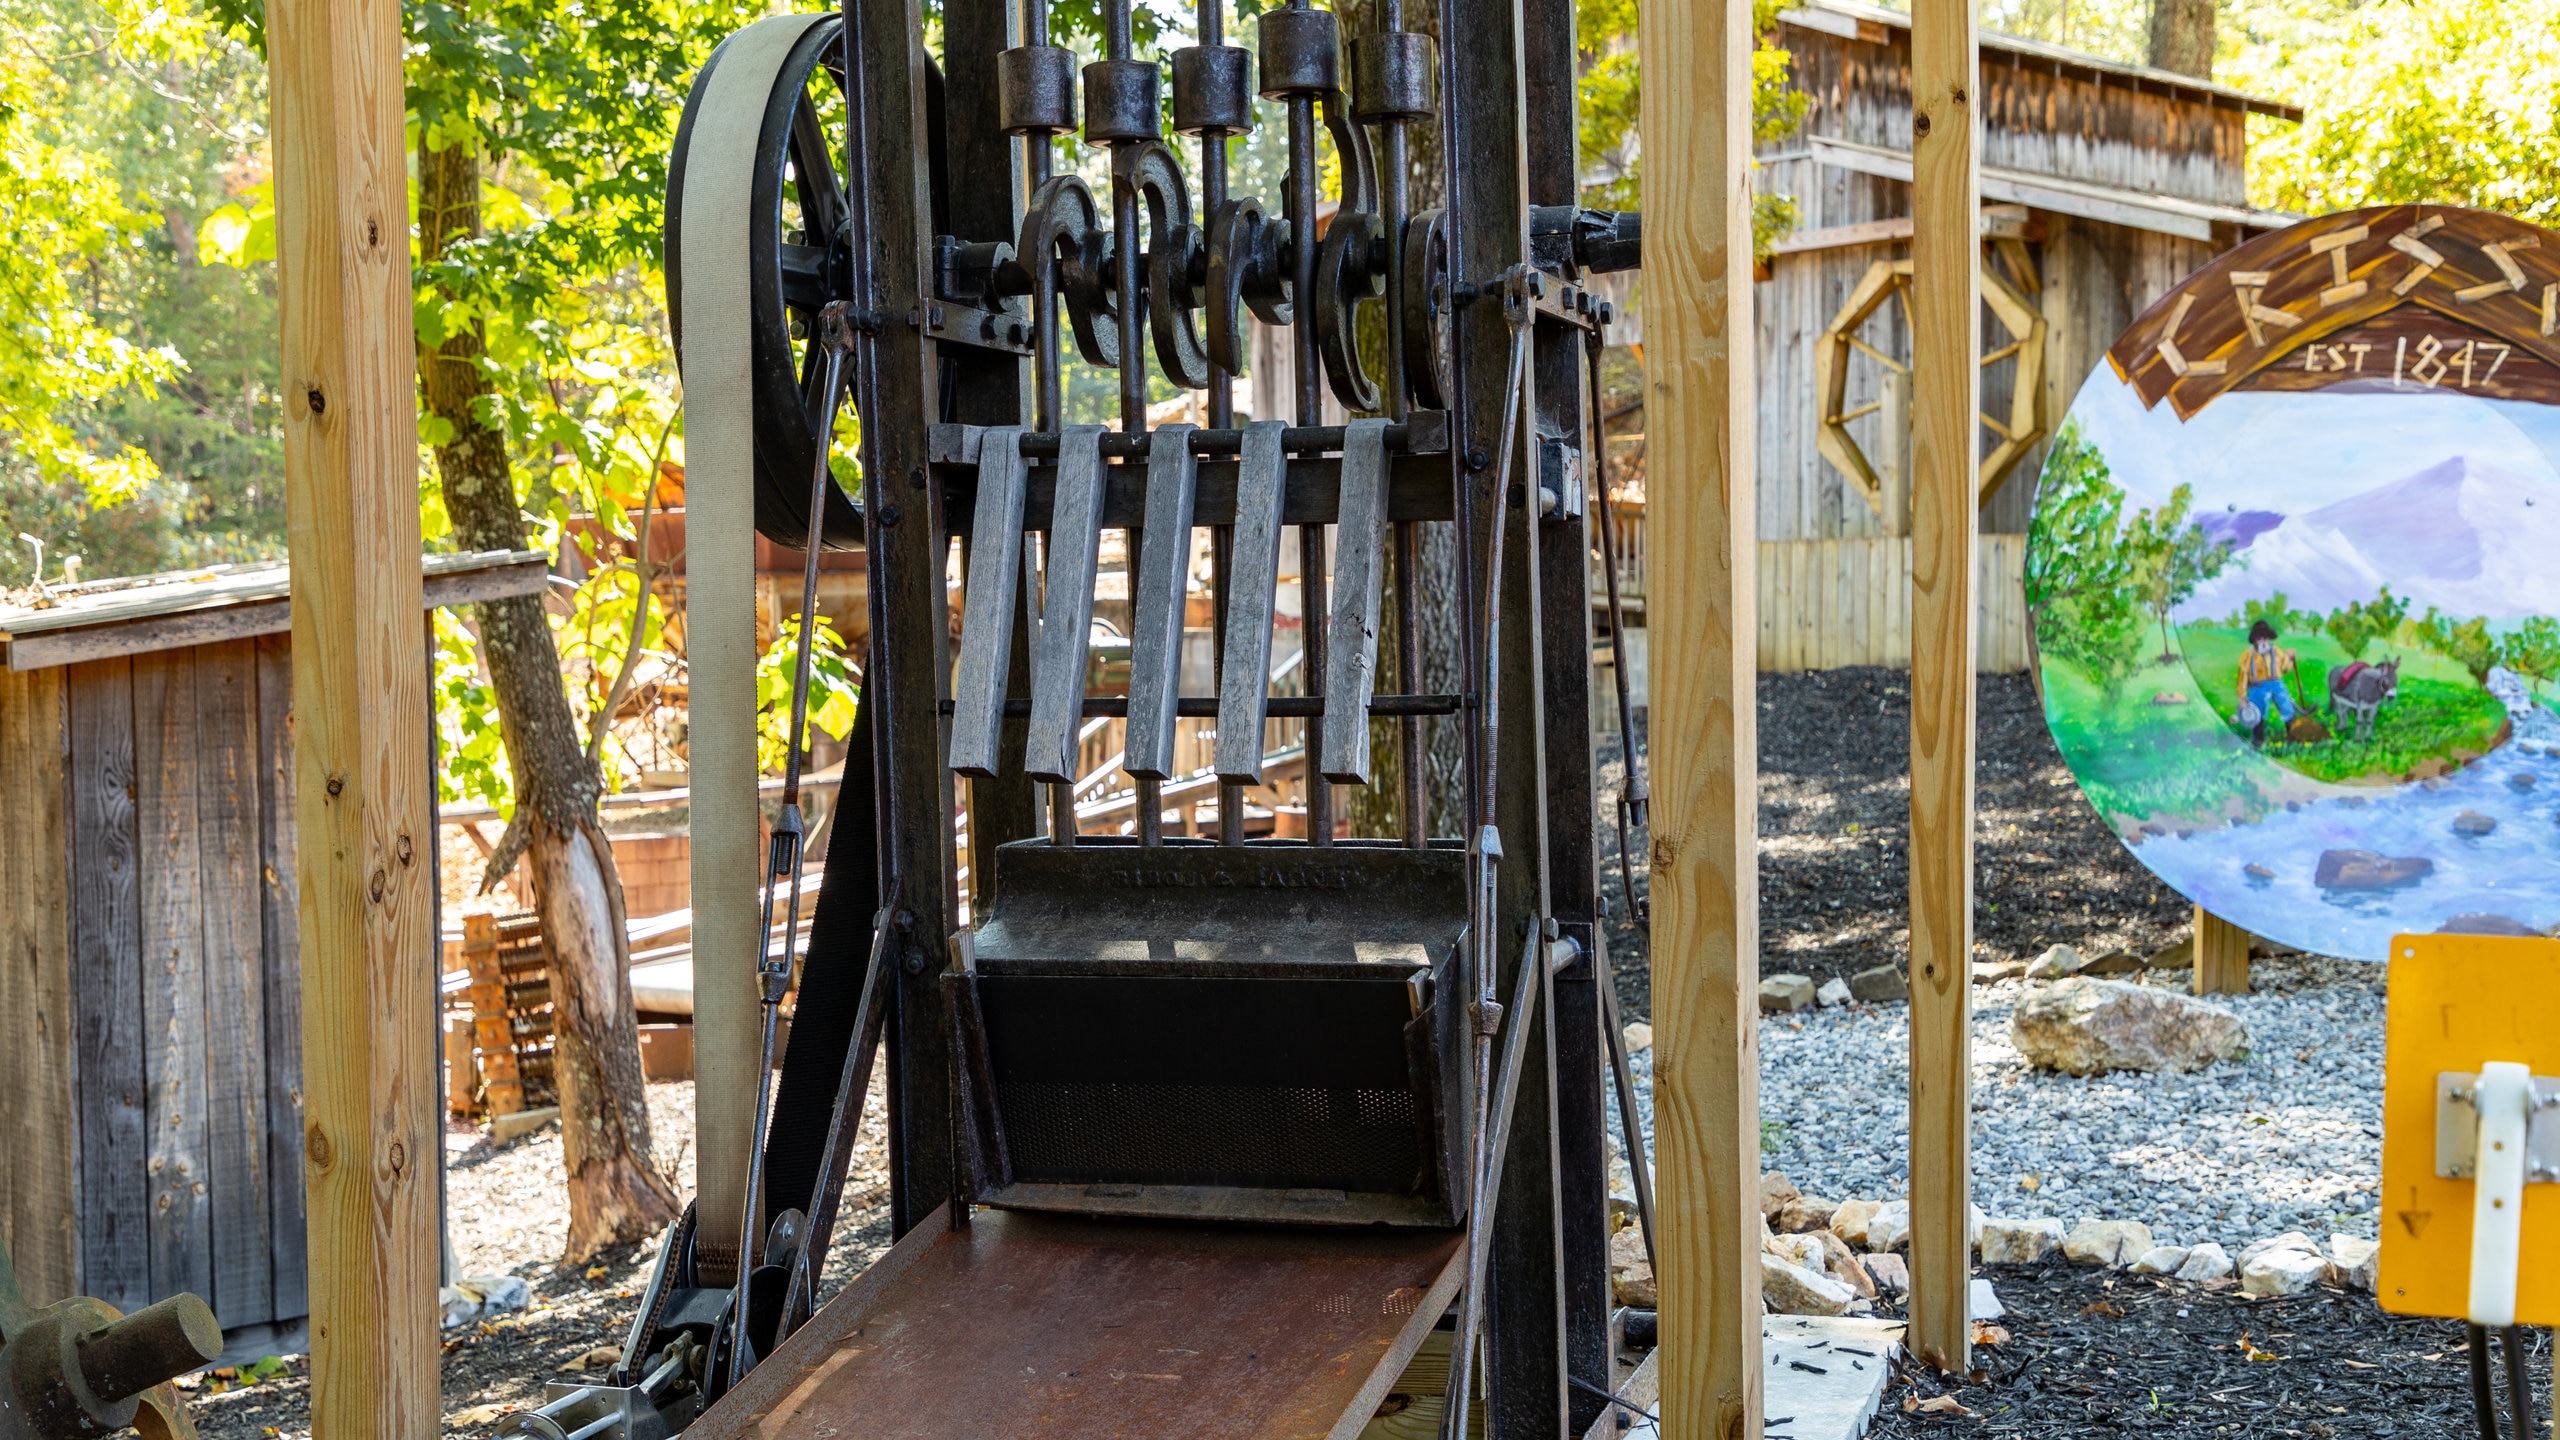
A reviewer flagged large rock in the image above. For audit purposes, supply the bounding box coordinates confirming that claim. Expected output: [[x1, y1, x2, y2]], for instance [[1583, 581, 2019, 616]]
[[2314, 849, 2433, 889], [2329, 1235, 2381, 1294], [2011, 979, 2249, 1075], [1609, 1225, 1656, 1307], [2129, 1245, 2192, 1276], [2453, 810, 2499, 836], [1861, 1253, 1909, 1294], [1774, 1194, 1839, 1233], [1830, 1198, 1883, 1249], [2236, 1232, 2320, 1268], [2175, 1243, 2234, 1281], [1977, 1218, 2064, 1265], [2025, 944, 2085, 980], [1861, 1199, 1983, 1253], [2079, 950, 2147, 976], [1848, 966, 1908, 1003], [1813, 1230, 1876, 1298], [2240, 1247, 2330, 1297], [1816, 976, 1854, 1008], [1759, 1172, 1801, 1217], [2062, 1219, 2155, 1268], [1761, 1254, 1855, 1316], [1761, 974, 1817, 1013]]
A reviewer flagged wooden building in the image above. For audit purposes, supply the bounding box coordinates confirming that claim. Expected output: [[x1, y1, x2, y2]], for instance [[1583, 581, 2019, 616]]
[[1604, 0, 2301, 676], [0, 549, 543, 1335]]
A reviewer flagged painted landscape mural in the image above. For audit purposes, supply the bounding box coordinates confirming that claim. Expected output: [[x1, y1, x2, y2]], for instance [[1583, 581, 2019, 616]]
[[2029, 208, 2560, 959]]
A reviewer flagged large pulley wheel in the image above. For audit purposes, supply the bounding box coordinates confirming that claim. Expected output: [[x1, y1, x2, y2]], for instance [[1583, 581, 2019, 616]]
[[669, 19, 945, 551]]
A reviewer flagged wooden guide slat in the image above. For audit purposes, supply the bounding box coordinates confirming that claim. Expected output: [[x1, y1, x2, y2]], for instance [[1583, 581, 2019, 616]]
[[135, 646, 214, 1306], [1123, 423, 1198, 781], [197, 638, 274, 1325], [1319, 420, 1392, 784], [1024, 426, 1107, 783], [1215, 423, 1290, 783], [69, 657, 149, 1313], [253, 633, 307, 1320], [948, 424, 1030, 779]]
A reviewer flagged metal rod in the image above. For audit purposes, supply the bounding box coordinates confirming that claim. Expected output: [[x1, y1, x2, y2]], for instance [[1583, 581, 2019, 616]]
[[2471, 1324, 2503, 1440], [1212, 524, 1244, 843], [1394, 521, 1426, 845], [1586, 323, 1647, 919], [1594, 936, 1656, 1274], [1445, 926, 1546, 1440], [1302, 522, 1330, 843], [2500, 1325, 2536, 1440]]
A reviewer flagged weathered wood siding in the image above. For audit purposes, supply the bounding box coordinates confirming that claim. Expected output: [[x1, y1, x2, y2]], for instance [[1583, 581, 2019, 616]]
[[0, 667, 77, 1306], [1755, 534, 2030, 673], [1752, 17, 2233, 545], [6, 637, 307, 1330]]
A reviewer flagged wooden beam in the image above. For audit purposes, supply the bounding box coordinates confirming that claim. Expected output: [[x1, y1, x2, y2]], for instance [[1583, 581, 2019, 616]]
[[1905, 0, 1981, 1377], [268, 0, 440, 1421], [0, 667, 76, 1306], [2193, 906, 2252, 995], [1637, 0, 1763, 1427]]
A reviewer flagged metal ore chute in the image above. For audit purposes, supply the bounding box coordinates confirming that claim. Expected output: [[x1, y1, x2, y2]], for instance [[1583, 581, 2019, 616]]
[[515, 0, 1649, 1428]]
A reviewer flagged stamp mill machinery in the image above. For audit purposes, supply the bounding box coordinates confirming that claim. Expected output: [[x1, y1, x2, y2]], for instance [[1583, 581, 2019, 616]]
[[513, 0, 1653, 1427]]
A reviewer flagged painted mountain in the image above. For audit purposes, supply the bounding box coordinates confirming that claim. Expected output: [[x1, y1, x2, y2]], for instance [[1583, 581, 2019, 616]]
[[2179, 456, 2560, 623]]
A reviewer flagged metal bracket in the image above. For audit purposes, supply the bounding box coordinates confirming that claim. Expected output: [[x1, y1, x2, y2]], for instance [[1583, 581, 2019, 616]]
[[2435, 1071, 2560, 1182]]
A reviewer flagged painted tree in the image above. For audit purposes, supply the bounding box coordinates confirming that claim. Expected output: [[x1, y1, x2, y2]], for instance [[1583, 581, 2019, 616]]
[[2324, 587, 2409, 663], [2022, 419, 2146, 694], [2123, 482, 2233, 663]]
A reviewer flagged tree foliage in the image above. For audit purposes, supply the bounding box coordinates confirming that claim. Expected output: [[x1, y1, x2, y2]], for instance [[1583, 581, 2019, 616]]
[[1574, 0, 1808, 253], [2323, 586, 2410, 662], [2124, 482, 2234, 661]]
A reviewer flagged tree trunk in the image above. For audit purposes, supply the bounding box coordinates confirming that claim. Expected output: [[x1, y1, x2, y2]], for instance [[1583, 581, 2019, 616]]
[[2147, 0, 2214, 79], [420, 135, 679, 1262]]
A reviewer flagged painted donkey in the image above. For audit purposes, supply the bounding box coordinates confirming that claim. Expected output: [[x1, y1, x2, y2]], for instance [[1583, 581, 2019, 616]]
[[2327, 657, 2401, 743]]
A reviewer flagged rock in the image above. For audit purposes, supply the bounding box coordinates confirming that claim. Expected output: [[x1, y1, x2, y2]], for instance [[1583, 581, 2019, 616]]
[[2454, 810, 2499, 836], [1622, 1022, 1653, 1053], [2329, 1234, 2381, 1293], [2439, 913, 2543, 937], [2513, 772, 2538, 790], [1830, 1198, 1883, 1249], [2146, 937, 2196, 970], [1610, 1225, 1657, 1306], [2241, 1248, 2331, 1297], [1973, 960, 2027, 985], [2175, 1243, 2234, 1281], [2061, 1219, 2155, 1268], [1759, 1172, 1801, 1217], [2235, 1232, 2320, 1268], [1849, 965, 1909, 1003], [440, 1273, 531, 1329], [1760, 974, 1817, 1013], [2130, 1245, 2193, 1276], [1816, 976, 1854, 1008], [1969, 1278, 2003, 1321], [2314, 849, 2434, 889], [2011, 979, 2249, 1075], [1761, 1254, 1855, 1317], [1766, 1233, 1827, 1271], [2079, 949, 2147, 976], [1774, 1194, 1840, 1233], [2243, 863, 2277, 881], [1812, 1230, 1876, 1298], [2025, 944, 2085, 980], [1865, 1199, 1910, 1251], [2151, 691, 2190, 706], [1977, 1217, 2064, 1265], [1861, 1252, 1909, 1294]]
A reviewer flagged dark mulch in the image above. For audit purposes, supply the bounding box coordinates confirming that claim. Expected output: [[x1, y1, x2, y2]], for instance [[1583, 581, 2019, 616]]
[[1597, 666, 2196, 1021], [1868, 1260, 2551, 1438]]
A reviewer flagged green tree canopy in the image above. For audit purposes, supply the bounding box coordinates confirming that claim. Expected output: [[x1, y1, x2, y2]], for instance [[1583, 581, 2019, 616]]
[[2023, 419, 2146, 692]]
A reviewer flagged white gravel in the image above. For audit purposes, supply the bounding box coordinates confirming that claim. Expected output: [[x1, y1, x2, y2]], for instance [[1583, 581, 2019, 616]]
[[1614, 953, 2388, 1252]]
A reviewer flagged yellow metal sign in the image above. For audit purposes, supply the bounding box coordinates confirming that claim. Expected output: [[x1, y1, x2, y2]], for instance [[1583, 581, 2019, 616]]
[[2378, 932, 2560, 1324]]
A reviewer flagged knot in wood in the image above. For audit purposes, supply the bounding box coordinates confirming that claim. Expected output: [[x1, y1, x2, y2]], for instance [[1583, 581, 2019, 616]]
[[369, 867, 387, 902], [1913, 113, 1932, 137], [305, 1124, 333, 1170]]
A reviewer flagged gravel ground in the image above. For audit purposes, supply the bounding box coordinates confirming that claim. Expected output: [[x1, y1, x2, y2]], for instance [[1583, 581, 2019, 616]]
[[190, 1081, 891, 1439], [1872, 1260, 2550, 1437]]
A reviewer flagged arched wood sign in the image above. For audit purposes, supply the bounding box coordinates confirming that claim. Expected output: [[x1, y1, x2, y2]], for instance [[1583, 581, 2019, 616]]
[[2031, 206, 2560, 961]]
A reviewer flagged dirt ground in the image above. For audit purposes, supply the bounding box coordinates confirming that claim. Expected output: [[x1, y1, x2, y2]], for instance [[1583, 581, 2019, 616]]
[[1598, 666, 2198, 1022], [1870, 1259, 2550, 1437]]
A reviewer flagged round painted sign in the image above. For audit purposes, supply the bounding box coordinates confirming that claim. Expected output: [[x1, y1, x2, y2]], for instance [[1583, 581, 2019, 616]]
[[2030, 205, 2560, 960]]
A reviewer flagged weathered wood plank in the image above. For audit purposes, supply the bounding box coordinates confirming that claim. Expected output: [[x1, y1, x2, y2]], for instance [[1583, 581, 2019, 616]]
[[1637, 0, 1767, 1428], [270, 0, 441, 1413], [134, 646, 214, 1307], [254, 633, 308, 1320], [0, 667, 77, 1305], [68, 657, 149, 1313], [1906, 0, 1980, 1374], [198, 638, 274, 1325]]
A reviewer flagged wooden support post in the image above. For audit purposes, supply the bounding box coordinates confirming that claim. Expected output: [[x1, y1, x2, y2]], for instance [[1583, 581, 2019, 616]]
[[1905, 0, 1980, 1377], [2194, 906, 2252, 995], [1636, 0, 1763, 1427], [268, 0, 440, 1421]]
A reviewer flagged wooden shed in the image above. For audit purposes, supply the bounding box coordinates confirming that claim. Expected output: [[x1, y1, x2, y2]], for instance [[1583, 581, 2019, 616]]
[[0, 548, 545, 1337], [1598, 0, 2302, 678]]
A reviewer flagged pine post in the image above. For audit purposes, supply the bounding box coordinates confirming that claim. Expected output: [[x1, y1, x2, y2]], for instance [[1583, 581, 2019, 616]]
[[1906, 0, 1981, 1377], [268, 0, 441, 1425], [2194, 905, 2253, 994], [1635, 0, 1765, 1426]]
